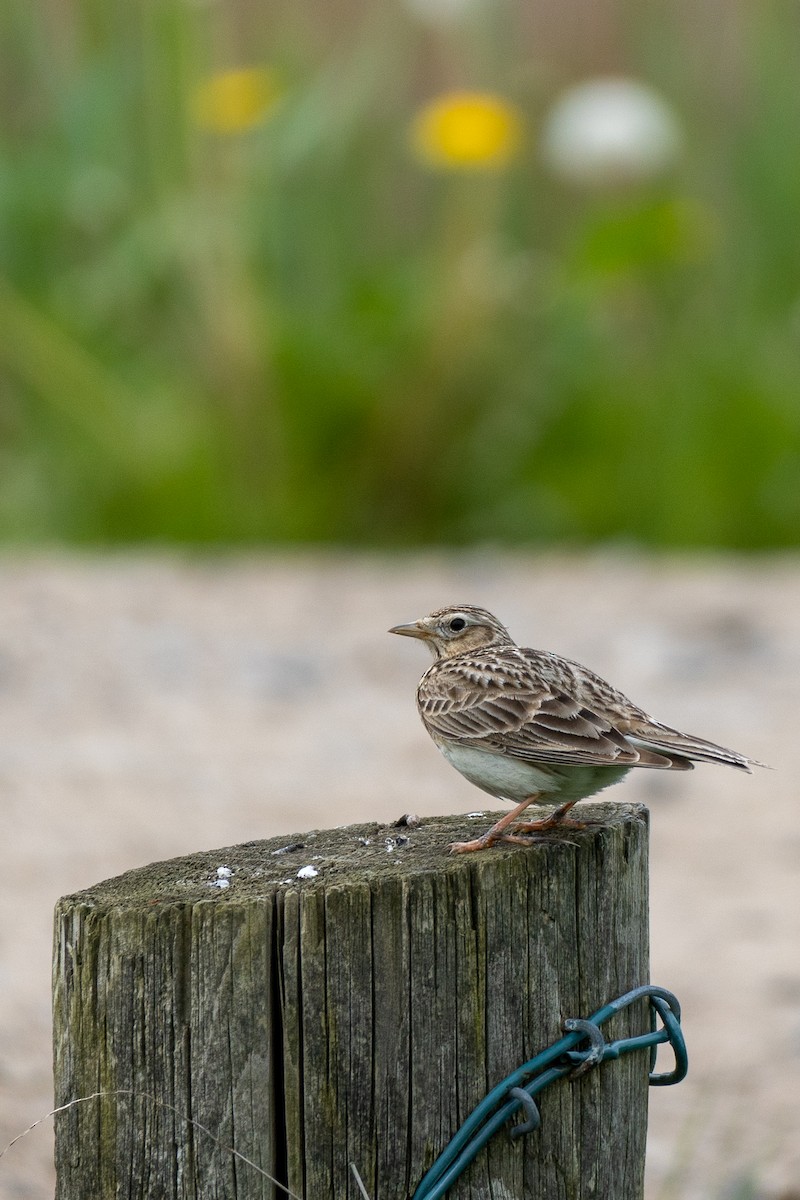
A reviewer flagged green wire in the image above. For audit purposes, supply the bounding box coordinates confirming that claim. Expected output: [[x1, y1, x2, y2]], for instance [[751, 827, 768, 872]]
[[412, 984, 687, 1200]]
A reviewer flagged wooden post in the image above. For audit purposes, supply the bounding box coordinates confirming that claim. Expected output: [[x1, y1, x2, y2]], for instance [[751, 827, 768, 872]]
[[53, 802, 650, 1200]]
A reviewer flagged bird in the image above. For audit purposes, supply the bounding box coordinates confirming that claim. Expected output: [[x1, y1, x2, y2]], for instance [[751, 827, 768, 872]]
[[389, 604, 763, 854]]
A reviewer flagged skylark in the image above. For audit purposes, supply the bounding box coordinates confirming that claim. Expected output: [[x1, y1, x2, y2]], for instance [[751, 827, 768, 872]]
[[390, 604, 762, 854]]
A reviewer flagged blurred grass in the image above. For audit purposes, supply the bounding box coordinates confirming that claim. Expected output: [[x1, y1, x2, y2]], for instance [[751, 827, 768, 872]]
[[1, 0, 800, 546]]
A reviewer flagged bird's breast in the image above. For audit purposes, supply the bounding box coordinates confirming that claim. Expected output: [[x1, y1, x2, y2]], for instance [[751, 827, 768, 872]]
[[436, 742, 557, 801]]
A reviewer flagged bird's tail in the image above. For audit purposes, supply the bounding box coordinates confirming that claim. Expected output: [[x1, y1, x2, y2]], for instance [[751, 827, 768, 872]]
[[628, 721, 767, 772]]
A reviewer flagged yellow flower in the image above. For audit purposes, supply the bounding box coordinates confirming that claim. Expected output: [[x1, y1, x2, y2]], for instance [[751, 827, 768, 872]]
[[411, 91, 523, 170], [192, 67, 282, 134]]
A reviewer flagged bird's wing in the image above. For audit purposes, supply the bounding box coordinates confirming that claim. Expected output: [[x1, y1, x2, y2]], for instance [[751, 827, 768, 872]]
[[418, 653, 680, 769]]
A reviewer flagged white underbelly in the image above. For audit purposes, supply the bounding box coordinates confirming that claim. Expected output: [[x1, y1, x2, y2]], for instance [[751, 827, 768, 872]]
[[438, 744, 554, 800], [437, 742, 630, 804]]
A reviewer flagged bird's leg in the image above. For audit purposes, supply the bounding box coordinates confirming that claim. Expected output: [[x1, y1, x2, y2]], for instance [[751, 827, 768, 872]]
[[449, 795, 544, 854], [512, 799, 590, 834]]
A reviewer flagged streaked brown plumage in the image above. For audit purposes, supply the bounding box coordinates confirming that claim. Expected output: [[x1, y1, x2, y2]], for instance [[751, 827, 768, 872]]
[[389, 604, 762, 853]]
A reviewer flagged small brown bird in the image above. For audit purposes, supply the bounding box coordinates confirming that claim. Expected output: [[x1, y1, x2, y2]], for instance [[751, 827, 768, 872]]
[[390, 604, 762, 853]]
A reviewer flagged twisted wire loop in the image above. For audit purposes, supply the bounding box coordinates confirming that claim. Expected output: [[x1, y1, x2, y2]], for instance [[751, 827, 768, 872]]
[[411, 984, 687, 1200]]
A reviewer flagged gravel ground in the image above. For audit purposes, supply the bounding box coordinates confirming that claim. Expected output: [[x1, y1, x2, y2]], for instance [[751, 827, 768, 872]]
[[0, 551, 798, 1200]]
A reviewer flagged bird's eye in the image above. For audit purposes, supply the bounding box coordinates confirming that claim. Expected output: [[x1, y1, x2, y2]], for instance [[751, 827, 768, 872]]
[[449, 617, 466, 632]]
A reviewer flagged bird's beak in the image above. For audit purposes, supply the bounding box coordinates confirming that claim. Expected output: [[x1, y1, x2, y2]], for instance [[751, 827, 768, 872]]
[[388, 620, 431, 639]]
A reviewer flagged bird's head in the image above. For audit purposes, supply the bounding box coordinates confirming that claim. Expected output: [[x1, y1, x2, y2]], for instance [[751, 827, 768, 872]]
[[389, 605, 514, 660]]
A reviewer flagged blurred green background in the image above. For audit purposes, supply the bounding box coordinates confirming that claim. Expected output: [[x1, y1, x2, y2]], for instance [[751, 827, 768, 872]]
[[2, 0, 800, 547]]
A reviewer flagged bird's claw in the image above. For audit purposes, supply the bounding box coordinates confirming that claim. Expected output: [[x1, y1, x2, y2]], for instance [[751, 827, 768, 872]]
[[505, 832, 581, 848]]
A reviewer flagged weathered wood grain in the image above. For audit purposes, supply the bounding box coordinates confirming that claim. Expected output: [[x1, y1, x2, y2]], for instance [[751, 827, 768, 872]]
[[53, 801, 650, 1199]]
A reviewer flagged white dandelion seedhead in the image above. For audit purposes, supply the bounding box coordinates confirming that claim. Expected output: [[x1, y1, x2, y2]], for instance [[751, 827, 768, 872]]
[[541, 77, 683, 186]]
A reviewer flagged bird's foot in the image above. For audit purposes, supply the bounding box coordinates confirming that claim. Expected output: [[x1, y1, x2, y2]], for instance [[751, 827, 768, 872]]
[[449, 827, 581, 853], [512, 815, 592, 834], [449, 831, 501, 854], [499, 830, 581, 848], [448, 794, 581, 853]]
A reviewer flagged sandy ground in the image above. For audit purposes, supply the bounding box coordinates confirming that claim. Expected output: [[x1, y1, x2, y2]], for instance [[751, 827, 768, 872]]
[[0, 550, 798, 1200]]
